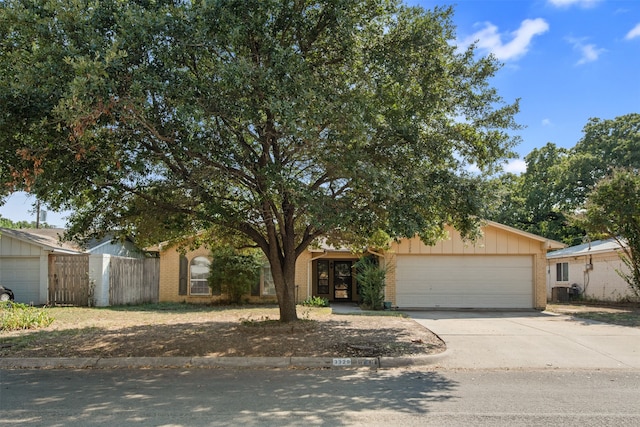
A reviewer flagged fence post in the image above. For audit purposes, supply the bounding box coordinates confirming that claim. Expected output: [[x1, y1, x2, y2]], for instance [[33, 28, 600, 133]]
[[89, 254, 111, 307]]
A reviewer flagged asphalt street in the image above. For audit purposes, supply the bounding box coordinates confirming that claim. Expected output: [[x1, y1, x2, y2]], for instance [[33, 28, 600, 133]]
[[1, 368, 640, 426]]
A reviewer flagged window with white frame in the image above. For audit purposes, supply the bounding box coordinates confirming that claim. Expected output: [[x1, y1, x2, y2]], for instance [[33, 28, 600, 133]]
[[190, 256, 211, 295], [262, 264, 276, 296], [251, 263, 277, 297], [556, 262, 569, 282]]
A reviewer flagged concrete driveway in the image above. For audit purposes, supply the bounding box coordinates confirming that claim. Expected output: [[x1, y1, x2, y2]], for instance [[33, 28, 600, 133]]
[[409, 311, 640, 369]]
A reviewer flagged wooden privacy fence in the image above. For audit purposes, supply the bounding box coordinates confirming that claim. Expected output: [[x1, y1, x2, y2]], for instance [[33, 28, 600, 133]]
[[48, 255, 159, 306], [48, 254, 90, 306], [109, 257, 159, 305]]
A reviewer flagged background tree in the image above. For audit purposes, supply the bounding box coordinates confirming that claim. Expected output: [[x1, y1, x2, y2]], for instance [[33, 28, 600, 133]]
[[1, 0, 520, 322], [487, 172, 526, 228], [577, 169, 640, 297], [558, 113, 640, 211], [489, 143, 583, 245], [489, 114, 640, 247], [0, 217, 53, 229]]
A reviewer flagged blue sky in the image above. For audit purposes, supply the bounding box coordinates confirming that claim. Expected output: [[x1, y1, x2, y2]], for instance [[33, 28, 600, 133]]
[[2, 0, 639, 225], [413, 0, 640, 172]]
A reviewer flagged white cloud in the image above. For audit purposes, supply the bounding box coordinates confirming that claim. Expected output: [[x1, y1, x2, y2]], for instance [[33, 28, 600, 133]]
[[542, 118, 552, 126], [504, 159, 527, 174], [459, 18, 549, 61], [548, 0, 602, 8], [567, 37, 606, 65], [577, 44, 605, 64], [626, 23, 640, 40]]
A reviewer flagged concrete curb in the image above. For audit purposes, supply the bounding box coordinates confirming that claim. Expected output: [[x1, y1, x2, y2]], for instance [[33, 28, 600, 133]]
[[380, 349, 451, 368], [0, 352, 447, 370]]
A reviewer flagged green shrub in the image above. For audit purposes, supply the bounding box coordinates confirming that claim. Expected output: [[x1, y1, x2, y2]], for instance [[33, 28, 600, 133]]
[[354, 256, 387, 310], [208, 246, 261, 304], [0, 302, 54, 331], [300, 296, 330, 307]]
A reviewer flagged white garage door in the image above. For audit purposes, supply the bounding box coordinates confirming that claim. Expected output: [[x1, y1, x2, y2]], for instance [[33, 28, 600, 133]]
[[0, 258, 41, 304], [396, 255, 533, 309]]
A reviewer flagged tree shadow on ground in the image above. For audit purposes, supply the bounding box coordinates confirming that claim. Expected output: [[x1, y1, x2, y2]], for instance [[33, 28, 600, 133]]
[[3, 368, 459, 426], [559, 311, 640, 328], [0, 317, 444, 358]]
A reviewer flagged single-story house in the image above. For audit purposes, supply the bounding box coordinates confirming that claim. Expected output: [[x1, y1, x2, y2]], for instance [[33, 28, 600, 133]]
[[546, 238, 637, 302], [0, 228, 146, 305], [157, 221, 564, 310]]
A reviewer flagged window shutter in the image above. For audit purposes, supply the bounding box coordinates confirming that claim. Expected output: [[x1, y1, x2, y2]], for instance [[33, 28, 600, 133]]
[[179, 255, 188, 295]]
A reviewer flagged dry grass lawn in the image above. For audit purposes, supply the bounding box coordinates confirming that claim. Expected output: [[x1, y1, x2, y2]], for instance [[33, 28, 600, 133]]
[[0, 304, 445, 359], [547, 303, 640, 328]]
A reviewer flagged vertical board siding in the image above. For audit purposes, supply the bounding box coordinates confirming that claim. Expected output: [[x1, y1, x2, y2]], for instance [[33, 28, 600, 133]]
[[48, 255, 159, 306], [109, 257, 159, 305], [48, 254, 90, 306]]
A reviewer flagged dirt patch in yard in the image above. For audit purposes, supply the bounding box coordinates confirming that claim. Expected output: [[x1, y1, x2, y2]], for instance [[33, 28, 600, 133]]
[[0, 305, 445, 359], [547, 303, 640, 328]]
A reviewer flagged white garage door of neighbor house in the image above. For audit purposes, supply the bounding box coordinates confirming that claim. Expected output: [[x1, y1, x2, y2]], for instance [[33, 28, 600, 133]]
[[396, 255, 534, 309], [0, 258, 41, 304]]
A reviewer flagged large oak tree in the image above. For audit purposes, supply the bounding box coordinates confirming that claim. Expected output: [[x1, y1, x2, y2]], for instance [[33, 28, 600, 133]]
[[1, 0, 520, 321]]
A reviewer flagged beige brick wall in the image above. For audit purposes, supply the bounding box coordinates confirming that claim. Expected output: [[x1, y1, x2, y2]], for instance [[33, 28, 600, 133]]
[[534, 253, 546, 309], [295, 251, 312, 302], [159, 245, 315, 304], [159, 245, 216, 304]]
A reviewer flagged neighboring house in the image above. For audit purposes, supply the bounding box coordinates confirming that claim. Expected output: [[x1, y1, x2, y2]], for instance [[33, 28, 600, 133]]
[[158, 221, 564, 310], [0, 228, 148, 305], [546, 239, 637, 302]]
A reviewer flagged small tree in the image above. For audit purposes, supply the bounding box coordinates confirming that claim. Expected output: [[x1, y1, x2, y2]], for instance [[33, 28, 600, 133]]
[[354, 256, 388, 310], [578, 169, 640, 298], [208, 247, 261, 304]]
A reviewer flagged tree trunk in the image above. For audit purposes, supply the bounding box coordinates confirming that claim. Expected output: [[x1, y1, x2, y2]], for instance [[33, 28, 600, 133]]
[[266, 249, 299, 323], [277, 276, 298, 323]]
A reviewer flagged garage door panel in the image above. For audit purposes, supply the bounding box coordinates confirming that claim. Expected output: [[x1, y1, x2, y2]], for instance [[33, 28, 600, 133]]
[[396, 255, 533, 309], [0, 258, 41, 304]]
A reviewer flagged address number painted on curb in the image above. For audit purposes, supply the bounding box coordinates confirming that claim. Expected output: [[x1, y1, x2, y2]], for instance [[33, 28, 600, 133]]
[[332, 358, 352, 366]]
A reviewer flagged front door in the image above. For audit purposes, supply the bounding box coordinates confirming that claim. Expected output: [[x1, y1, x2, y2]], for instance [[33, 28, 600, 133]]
[[333, 261, 352, 300]]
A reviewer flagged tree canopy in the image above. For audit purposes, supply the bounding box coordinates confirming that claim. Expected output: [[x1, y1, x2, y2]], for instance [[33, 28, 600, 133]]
[[489, 143, 580, 245], [489, 114, 640, 247], [578, 169, 640, 297], [559, 113, 640, 210], [1, 0, 520, 321]]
